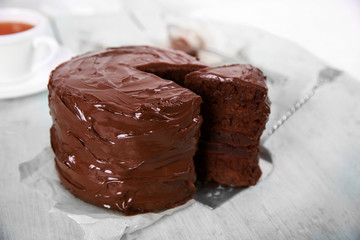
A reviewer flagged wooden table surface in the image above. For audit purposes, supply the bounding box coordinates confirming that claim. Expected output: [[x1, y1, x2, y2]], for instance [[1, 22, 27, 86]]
[[1, 73, 360, 240]]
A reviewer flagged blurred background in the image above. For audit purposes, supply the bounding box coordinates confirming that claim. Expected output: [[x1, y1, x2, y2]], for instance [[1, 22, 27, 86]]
[[1, 0, 359, 79]]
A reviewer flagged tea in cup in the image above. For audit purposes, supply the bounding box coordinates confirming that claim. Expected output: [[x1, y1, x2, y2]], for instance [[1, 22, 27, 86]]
[[0, 8, 59, 84]]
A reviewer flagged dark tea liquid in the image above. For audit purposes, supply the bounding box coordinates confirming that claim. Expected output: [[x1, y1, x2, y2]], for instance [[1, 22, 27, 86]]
[[0, 21, 34, 35]]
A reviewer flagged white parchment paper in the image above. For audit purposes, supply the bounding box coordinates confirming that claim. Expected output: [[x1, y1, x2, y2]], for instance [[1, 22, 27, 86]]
[[19, 147, 194, 240]]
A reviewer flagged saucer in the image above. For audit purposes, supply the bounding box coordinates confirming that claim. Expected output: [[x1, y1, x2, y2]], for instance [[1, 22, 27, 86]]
[[0, 46, 74, 99]]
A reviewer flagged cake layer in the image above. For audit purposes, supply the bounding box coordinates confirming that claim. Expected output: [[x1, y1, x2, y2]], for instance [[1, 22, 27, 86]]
[[201, 114, 268, 137], [201, 130, 260, 147], [202, 104, 268, 137], [201, 101, 270, 118], [49, 56, 202, 215], [194, 150, 262, 187], [76, 46, 207, 86], [197, 140, 259, 157]]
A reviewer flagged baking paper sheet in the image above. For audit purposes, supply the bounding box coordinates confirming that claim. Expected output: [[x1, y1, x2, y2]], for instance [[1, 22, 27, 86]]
[[19, 147, 194, 240]]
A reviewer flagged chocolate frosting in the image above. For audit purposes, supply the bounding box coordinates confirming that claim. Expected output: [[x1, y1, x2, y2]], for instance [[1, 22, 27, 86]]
[[76, 46, 206, 70], [103, 45, 206, 68], [73, 46, 207, 86], [187, 64, 267, 89], [48, 47, 202, 215]]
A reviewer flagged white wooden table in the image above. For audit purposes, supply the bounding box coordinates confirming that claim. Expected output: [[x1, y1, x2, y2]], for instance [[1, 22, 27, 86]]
[[1, 74, 360, 240]]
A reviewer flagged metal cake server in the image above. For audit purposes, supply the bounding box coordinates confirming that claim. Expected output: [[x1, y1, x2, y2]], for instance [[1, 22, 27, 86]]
[[167, 25, 343, 209]]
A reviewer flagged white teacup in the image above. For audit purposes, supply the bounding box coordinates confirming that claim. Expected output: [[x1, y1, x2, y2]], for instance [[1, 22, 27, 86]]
[[0, 8, 59, 84]]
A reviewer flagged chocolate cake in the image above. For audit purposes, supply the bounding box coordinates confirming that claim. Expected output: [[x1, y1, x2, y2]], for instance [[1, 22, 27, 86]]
[[185, 64, 270, 187], [48, 47, 204, 215]]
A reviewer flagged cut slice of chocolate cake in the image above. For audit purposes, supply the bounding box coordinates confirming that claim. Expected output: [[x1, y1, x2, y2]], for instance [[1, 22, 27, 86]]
[[185, 64, 270, 187]]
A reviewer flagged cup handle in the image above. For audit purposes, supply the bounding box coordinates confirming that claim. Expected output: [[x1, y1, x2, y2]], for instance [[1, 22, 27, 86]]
[[31, 36, 59, 72]]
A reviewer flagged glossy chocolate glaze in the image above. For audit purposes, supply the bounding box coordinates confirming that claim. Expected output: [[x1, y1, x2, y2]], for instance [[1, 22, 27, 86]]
[[48, 49, 202, 215], [74, 46, 207, 86], [186, 64, 267, 89]]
